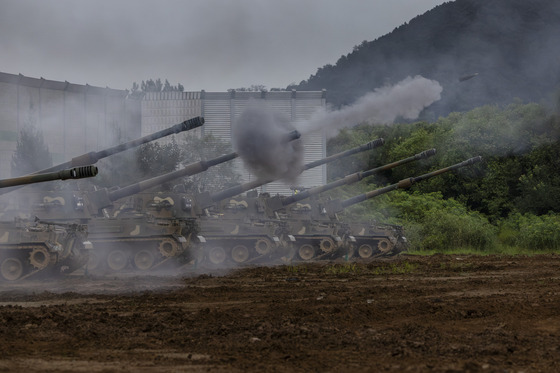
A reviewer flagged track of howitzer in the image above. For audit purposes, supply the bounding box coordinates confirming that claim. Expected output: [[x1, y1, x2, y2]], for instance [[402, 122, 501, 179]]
[[1, 254, 560, 372]]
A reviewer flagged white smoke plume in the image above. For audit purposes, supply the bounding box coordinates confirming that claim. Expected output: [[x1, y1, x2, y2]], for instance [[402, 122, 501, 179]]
[[232, 100, 303, 182], [233, 76, 441, 182], [298, 75, 443, 137]]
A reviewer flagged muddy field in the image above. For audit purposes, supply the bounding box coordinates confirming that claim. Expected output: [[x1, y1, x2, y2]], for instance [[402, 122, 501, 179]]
[[0, 254, 559, 372]]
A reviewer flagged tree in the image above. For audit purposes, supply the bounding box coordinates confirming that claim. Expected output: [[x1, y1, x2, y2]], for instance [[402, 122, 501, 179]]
[[176, 134, 241, 194], [129, 78, 184, 98], [228, 85, 267, 92], [11, 124, 52, 177], [135, 139, 183, 191]]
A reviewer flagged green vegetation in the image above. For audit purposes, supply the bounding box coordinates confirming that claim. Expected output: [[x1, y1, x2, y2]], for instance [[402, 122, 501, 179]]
[[323, 262, 417, 276], [327, 101, 560, 254], [324, 263, 361, 275], [371, 262, 418, 275], [285, 264, 309, 275]]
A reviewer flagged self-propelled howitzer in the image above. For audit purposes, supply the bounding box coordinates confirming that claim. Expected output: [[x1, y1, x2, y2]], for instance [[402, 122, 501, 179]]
[[325, 156, 483, 259], [21, 130, 302, 272], [3, 117, 205, 275], [260, 149, 436, 261], [185, 139, 385, 266], [95, 130, 305, 268], [0, 165, 98, 281]]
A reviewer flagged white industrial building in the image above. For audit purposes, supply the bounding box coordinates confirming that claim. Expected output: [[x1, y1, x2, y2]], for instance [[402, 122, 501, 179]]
[[0, 72, 139, 178], [142, 90, 327, 196], [0, 72, 327, 195]]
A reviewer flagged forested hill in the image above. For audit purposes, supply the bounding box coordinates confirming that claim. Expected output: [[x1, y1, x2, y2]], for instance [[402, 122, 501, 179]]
[[291, 0, 560, 119]]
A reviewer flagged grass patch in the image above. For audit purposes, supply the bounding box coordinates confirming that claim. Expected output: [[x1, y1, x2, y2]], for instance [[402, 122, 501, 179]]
[[324, 263, 361, 275], [406, 245, 560, 256], [285, 264, 309, 275], [372, 261, 418, 275]]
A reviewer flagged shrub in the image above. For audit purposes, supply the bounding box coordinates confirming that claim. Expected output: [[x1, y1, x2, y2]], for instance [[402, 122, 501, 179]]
[[498, 212, 560, 251]]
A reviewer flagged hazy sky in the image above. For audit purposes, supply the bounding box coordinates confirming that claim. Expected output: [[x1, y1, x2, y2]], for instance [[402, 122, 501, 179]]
[[0, 0, 449, 92]]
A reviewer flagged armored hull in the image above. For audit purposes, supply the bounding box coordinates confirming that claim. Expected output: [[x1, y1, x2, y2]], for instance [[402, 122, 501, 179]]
[[0, 166, 97, 281]]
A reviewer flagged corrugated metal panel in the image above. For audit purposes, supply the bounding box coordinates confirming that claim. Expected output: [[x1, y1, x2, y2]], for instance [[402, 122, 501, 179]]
[[202, 97, 231, 141], [137, 89, 326, 195]]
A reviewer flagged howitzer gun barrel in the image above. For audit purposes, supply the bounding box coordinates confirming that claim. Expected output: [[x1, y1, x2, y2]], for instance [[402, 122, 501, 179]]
[[90, 130, 301, 211], [0, 165, 98, 189], [332, 156, 482, 213], [205, 138, 385, 208], [304, 138, 385, 169], [37, 116, 204, 173], [280, 148, 436, 207], [0, 117, 204, 196]]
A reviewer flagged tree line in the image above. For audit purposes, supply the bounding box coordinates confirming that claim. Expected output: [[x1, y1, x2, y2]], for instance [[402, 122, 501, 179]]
[[326, 100, 560, 252]]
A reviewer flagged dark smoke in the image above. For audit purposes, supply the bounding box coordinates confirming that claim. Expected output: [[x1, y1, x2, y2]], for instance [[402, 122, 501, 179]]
[[232, 100, 303, 182]]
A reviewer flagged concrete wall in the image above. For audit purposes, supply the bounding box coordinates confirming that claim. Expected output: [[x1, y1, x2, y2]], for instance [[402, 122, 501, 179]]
[[0, 72, 139, 178]]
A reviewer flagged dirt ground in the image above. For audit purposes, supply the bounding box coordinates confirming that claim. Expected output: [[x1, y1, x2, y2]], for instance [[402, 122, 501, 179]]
[[0, 254, 560, 372]]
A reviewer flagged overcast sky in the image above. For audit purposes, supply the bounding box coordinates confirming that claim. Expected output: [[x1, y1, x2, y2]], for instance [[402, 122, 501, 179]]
[[0, 0, 449, 92]]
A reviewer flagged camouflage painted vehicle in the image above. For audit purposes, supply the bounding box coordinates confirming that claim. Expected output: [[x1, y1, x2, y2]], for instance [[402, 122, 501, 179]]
[[14, 188, 192, 273], [185, 139, 386, 266], [0, 165, 98, 281], [262, 149, 436, 261], [325, 156, 483, 259], [2, 117, 205, 275], [105, 129, 304, 268], [15, 122, 295, 273]]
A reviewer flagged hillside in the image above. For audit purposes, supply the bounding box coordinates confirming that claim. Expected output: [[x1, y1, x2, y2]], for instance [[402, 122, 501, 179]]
[[291, 0, 560, 119]]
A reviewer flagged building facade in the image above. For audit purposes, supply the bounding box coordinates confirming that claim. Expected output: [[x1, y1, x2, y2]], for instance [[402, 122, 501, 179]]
[[0, 72, 327, 195], [141, 90, 327, 195], [0, 72, 140, 178]]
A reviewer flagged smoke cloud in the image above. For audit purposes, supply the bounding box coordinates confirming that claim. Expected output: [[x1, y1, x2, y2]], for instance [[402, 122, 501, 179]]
[[232, 100, 303, 182], [298, 75, 443, 138], [233, 76, 441, 182]]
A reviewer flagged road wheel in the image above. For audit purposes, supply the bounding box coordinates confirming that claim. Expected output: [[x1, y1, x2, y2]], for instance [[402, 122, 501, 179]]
[[134, 249, 156, 270], [231, 245, 250, 263], [1, 257, 23, 281], [298, 244, 315, 261], [377, 238, 394, 253], [107, 249, 128, 271], [254, 239, 272, 255], [319, 238, 336, 253], [29, 247, 51, 269], [158, 238, 179, 258], [357, 244, 374, 259], [208, 246, 226, 265]]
